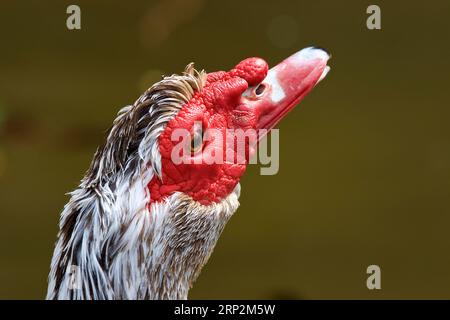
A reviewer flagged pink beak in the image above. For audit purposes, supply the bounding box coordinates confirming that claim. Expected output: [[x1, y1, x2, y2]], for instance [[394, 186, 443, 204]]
[[241, 47, 331, 136]]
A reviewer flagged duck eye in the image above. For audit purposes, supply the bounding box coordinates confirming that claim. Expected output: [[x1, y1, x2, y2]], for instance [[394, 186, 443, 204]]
[[190, 129, 203, 155], [254, 83, 266, 96]]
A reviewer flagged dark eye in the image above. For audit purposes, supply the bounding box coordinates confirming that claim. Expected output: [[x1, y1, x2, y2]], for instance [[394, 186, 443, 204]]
[[255, 83, 266, 96], [190, 129, 203, 155]]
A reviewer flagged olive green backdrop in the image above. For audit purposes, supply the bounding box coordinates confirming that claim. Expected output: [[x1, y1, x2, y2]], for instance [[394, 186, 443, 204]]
[[0, 0, 449, 299]]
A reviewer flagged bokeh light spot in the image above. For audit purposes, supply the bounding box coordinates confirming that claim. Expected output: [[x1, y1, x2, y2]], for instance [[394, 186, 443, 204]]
[[267, 15, 299, 49]]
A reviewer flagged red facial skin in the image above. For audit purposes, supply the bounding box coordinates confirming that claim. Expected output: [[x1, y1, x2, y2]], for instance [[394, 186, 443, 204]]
[[147, 51, 329, 205], [148, 58, 268, 205]]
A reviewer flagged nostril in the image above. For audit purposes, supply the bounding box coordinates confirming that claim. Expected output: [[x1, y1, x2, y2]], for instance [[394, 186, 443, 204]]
[[255, 83, 266, 96]]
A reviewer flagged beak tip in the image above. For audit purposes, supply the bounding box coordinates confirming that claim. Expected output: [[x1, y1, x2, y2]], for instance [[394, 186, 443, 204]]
[[311, 46, 331, 56], [293, 46, 331, 62]]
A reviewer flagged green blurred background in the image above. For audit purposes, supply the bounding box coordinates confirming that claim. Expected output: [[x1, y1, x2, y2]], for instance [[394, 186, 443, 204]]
[[1, 0, 450, 299]]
